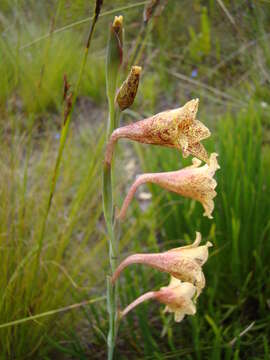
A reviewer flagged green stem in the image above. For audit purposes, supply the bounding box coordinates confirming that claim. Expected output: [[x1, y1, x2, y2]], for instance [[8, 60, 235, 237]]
[[103, 110, 119, 360], [103, 83, 120, 360], [103, 14, 123, 359]]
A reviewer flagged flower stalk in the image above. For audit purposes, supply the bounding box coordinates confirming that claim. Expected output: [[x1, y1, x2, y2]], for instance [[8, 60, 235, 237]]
[[103, 15, 123, 360], [103, 14, 143, 358]]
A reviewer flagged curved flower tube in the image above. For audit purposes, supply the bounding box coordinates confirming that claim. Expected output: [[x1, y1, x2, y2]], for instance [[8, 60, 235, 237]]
[[118, 153, 220, 220], [112, 232, 212, 296], [105, 98, 211, 165], [121, 277, 196, 322]]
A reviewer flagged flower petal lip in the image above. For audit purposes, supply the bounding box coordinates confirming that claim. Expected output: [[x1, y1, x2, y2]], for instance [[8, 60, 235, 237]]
[[169, 232, 213, 266], [187, 142, 209, 164], [105, 98, 211, 165], [182, 119, 210, 143], [117, 153, 220, 220], [161, 278, 197, 322]]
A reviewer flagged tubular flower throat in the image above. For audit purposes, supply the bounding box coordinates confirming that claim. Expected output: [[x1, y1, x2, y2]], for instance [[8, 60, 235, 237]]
[[105, 98, 211, 165], [112, 232, 212, 296], [118, 153, 220, 220], [121, 277, 196, 323]]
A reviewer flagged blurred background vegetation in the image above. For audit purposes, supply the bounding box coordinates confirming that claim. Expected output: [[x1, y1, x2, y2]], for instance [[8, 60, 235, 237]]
[[0, 0, 270, 359]]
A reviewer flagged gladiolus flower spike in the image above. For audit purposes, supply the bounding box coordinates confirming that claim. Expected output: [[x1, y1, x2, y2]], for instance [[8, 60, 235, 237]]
[[105, 98, 211, 165], [118, 153, 220, 220]]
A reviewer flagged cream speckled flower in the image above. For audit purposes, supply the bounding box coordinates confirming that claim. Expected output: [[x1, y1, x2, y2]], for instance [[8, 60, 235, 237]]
[[120, 277, 196, 323], [118, 153, 220, 220], [105, 98, 211, 165], [112, 232, 212, 296]]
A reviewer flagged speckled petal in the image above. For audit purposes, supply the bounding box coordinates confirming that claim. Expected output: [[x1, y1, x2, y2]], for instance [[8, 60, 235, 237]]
[[180, 98, 199, 122], [187, 119, 211, 143], [187, 142, 209, 163], [178, 134, 189, 155]]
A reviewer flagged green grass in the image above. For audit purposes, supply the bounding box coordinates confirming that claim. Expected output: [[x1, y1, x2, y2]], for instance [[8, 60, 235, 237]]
[[1, 0, 270, 119], [0, 23, 106, 115], [0, 123, 107, 359], [0, 119, 157, 358]]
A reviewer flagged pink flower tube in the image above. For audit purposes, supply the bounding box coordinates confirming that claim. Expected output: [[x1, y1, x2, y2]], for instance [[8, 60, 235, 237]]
[[118, 153, 220, 220]]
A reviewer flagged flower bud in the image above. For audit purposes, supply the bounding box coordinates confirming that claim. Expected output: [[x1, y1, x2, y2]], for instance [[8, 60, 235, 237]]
[[106, 15, 124, 102], [118, 153, 220, 220], [105, 99, 211, 165], [115, 66, 142, 111]]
